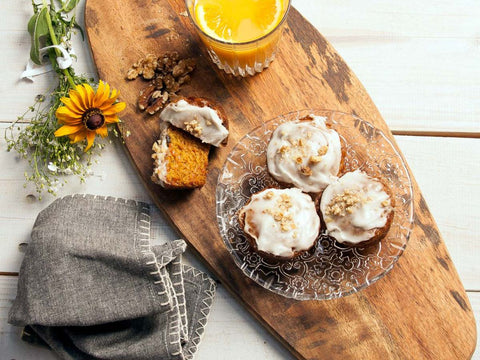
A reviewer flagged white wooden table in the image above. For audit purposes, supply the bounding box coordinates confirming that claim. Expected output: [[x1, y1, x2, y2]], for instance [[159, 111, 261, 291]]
[[1, 1, 479, 359]]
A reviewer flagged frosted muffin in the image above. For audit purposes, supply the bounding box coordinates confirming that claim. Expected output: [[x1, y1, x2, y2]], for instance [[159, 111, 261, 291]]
[[266, 115, 343, 193], [238, 188, 320, 259], [320, 170, 395, 247]]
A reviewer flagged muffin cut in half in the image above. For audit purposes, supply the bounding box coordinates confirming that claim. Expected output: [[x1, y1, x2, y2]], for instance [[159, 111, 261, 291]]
[[319, 169, 395, 247], [266, 115, 344, 193], [160, 97, 229, 147], [238, 188, 321, 260], [151, 122, 210, 189]]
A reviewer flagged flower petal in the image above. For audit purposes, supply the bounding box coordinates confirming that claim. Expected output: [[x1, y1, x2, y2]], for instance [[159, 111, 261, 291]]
[[96, 81, 111, 107], [69, 88, 87, 112], [82, 83, 96, 108], [104, 115, 120, 124], [96, 125, 109, 138], [76, 85, 90, 110], [60, 97, 84, 115], [85, 131, 96, 151], [56, 106, 82, 125], [54, 124, 84, 137], [93, 80, 107, 105], [98, 95, 120, 111], [69, 129, 88, 143], [103, 101, 126, 116]]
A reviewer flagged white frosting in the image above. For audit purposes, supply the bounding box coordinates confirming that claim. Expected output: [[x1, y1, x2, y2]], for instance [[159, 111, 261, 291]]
[[160, 99, 228, 147], [238, 188, 320, 258], [320, 170, 394, 245], [266, 116, 342, 193], [151, 123, 169, 187]]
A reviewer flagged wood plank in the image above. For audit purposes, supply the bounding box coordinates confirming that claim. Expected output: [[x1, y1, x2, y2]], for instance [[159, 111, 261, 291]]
[[396, 136, 480, 290], [84, 0, 476, 358], [0, 275, 294, 360], [1, 1, 479, 134], [1, 123, 479, 289], [2, 275, 479, 359], [294, 0, 480, 134], [1, 128, 479, 356]]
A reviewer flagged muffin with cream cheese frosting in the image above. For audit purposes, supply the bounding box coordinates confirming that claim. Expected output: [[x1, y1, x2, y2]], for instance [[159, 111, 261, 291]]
[[238, 188, 321, 260], [319, 169, 394, 247], [266, 115, 344, 193]]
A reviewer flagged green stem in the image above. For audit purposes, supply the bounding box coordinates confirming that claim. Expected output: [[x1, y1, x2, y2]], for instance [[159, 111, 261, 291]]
[[42, 0, 77, 89]]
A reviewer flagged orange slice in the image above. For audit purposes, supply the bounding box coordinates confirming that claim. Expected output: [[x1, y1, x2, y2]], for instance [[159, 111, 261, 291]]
[[194, 0, 284, 43]]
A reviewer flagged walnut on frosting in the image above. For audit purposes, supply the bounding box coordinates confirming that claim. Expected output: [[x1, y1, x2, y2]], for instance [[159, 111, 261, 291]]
[[261, 193, 296, 232], [318, 145, 328, 156], [263, 191, 274, 200], [325, 189, 364, 217], [300, 166, 312, 176], [184, 119, 203, 137]]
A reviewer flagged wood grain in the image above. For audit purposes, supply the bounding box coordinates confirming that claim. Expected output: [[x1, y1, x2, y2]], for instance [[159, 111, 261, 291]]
[[84, 0, 476, 359]]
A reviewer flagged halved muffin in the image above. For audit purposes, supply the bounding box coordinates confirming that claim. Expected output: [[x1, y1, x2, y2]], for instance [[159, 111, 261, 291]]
[[160, 97, 229, 147], [151, 122, 210, 189]]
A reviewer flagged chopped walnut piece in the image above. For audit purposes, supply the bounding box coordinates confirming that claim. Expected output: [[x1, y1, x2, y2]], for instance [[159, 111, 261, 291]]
[[184, 119, 203, 137], [172, 58, 196, 78], [163, 74, 176, 91], [318, 145, 328, 156], [151, 90, 163, 99], [309, 155, 322, 164], [274, 212, 283, 222], [280, 214, 295, 232], [126, 68, 139, 80], [263, 191, 274, 200], [262, 193, 296, 233], [177, 74, 191, 85], [142, 66, 156, 80], [300, 166, 312, 176], [127, 52, 196, 115], [325, 189, 363, 217], [279, 194, 292, 209]]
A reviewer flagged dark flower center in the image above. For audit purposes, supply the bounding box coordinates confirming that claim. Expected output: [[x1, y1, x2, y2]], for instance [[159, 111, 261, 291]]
[[82, 108, 105, 130]]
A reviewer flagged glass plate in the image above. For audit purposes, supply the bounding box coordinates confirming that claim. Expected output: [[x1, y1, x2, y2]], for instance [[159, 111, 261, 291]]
[[215, 109, 414, 300]]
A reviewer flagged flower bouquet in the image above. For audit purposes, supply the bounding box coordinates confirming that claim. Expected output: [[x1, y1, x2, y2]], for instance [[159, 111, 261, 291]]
[[5, 0, 125, 198]]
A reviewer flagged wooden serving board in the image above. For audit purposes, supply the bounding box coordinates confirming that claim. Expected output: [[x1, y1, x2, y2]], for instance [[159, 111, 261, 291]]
[[84, 1, 476, 359]]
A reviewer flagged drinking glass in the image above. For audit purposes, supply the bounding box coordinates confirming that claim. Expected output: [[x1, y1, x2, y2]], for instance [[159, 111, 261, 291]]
[[185, 0, 291, 77]]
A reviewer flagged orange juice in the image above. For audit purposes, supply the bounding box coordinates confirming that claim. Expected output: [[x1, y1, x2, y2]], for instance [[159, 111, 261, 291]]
[[186, 0, 290, 76]]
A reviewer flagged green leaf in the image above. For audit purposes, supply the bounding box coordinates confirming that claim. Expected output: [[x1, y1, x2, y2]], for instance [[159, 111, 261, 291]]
[[61, 0, 80, 13], [28, 7, 50, 65]]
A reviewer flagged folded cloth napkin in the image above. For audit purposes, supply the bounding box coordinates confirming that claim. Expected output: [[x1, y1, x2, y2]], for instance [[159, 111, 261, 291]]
[[8, 194, 216, 360]]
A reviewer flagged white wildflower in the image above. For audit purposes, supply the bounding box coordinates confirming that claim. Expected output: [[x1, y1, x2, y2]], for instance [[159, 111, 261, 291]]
[[47, 162, 58, 173]]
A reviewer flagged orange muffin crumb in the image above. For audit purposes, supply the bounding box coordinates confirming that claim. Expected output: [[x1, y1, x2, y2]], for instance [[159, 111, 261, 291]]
[[152, 123, 210, 189]]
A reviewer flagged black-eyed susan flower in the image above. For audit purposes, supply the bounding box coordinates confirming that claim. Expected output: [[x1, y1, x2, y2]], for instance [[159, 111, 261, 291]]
[[54, 81, 126, 151]]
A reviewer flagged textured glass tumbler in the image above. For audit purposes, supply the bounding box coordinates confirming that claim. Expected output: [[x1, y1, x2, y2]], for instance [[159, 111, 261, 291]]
[[185, 0, 291, 77]]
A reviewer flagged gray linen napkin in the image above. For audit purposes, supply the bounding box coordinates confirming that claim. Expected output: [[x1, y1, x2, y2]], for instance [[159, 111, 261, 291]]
[[8, 194, 216, 360]]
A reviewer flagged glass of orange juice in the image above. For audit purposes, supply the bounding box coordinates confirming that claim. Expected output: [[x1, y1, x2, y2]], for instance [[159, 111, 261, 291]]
[[185, 0, 291, 77]]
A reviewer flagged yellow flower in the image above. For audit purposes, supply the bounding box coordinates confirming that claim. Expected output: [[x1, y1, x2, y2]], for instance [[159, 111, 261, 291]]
[[54, 80, 126, 151]]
